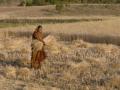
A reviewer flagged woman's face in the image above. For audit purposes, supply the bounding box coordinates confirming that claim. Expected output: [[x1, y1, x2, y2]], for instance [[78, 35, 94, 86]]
[[38, 27, 42, 32]]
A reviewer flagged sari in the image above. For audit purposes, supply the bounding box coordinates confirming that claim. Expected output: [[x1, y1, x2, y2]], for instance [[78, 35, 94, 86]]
[[31, 30, 46, 69]]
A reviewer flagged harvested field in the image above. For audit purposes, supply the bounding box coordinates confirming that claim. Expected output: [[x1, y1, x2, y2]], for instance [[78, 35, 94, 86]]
[[0, 4, 120, 90], [0, 31, 120, 90], [0, 17, 120, 45]]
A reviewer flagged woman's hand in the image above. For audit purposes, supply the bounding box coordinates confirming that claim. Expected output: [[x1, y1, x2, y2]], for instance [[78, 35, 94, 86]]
[[43, 41, 46, 46]]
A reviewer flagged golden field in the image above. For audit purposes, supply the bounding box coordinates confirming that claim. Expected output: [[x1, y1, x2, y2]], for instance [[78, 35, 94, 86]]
[[0, 5, 120, 90]]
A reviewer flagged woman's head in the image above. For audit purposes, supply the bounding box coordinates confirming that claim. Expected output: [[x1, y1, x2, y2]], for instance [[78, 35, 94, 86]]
[[36, 25, 42, 32]]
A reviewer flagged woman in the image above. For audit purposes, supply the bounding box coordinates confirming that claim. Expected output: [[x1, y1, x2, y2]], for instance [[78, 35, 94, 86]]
[[31, 25, 46, 69]]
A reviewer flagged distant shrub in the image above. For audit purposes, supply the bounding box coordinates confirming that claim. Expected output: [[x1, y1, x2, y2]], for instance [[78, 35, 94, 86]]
[[26, 0, 33, 6], [116, 0, 120, 3], [56, 3, 64, 12], [19, 0, 26, 6], [1, 0, 120, 6], [19, 0, 33, 6], [32, 0, 46, 5]]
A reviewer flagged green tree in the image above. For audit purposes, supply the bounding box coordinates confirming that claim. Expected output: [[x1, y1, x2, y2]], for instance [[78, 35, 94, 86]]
[[0, 0, 4, 4], [32, 0, 46, 5], [116, 0, 120, 3], [55, 0, 65, 12], [25, 0, 33, 6], [19, 0, 33, 6]]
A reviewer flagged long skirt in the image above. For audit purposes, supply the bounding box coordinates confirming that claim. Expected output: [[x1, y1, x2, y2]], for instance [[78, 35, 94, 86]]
[[31, 47, 46, 69]]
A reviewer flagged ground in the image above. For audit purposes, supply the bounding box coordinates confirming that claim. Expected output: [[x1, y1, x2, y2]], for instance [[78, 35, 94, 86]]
[[0, 4, 120, 90]]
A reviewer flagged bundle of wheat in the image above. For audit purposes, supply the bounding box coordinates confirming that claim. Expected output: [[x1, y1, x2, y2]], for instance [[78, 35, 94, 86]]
[[108, 75, 120, 89], [72, 40, 93, 48], [6, 38, 25, 50], [70, 60, 90, 72], [0, 52, 6, 61], [95, 44, 119, 53], [31, 39, 43, 52], [0, 43, 4, 49], [3, 66, 16, 79], [44, 35, 61, 54], [17, 67, 31, 80], [44, 35, 71, 54]]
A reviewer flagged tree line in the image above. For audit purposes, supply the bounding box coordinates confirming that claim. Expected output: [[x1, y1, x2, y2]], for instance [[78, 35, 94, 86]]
[[23, 0, 120, 6], [0, 0, 120, 6]]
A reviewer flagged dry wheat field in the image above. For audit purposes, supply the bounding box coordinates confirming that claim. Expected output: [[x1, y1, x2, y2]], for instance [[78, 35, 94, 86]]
[[0, 5, 120, 90]]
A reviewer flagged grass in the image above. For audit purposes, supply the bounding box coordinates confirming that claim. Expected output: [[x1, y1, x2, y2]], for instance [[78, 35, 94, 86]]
[[0, 18, 103, 28], [0, 26, 120, 89], [1, 17, 119, 46], [0, 5, 120, 89], [57, 33, 120, 45]]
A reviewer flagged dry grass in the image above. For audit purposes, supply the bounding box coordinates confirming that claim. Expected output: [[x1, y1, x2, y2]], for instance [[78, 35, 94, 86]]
[[1, 17, 120, 35], [0, 29, 119, 90], [1, 17, 120, 46], [17, 67, 31, 80], [0, 5, 120, 89], [3, 66, 16, 79]]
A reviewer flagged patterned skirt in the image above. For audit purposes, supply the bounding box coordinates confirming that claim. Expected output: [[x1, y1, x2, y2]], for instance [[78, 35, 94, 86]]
[[31, 47, 46, 69]]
